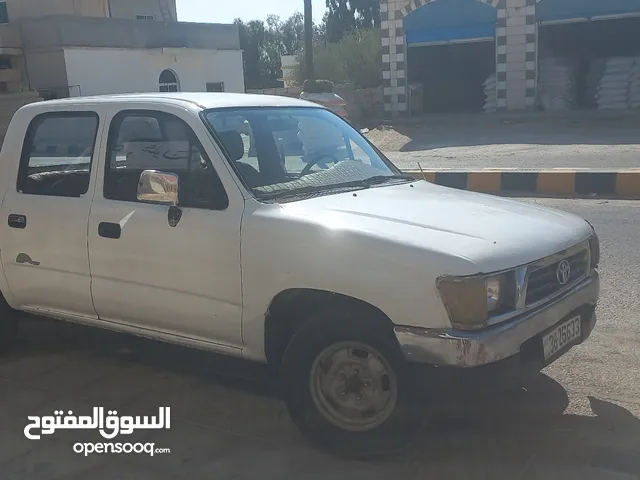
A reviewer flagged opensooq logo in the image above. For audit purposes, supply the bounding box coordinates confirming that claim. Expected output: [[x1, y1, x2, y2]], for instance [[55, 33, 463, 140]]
[[24, 407, 170, 440]]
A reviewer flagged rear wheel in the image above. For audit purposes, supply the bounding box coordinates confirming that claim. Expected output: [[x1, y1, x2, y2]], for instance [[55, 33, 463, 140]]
[[280, 309, 425, 457]]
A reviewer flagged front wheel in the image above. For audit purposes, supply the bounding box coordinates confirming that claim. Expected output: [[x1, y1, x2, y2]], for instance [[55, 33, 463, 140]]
[[280, 309, 426, 457]]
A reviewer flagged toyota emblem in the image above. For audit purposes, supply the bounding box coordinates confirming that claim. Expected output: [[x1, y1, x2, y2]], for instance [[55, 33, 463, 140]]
[[556, 259, 571, 285]]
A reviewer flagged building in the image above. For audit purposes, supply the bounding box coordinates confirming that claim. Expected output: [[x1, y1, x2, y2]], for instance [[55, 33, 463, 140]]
[[0, 0, 244, 98], [4, 0, 176, 22], [4, 0, 110, 20], [19, 16, 244, 99], [280, 55, 298, 88], [381, 0, 640, 115], [107, 0, 178, 21]]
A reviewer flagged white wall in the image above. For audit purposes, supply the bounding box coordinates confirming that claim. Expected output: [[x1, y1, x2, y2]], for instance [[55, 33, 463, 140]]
[[281, 54, 298, 88], [63, 47, 245, 97]]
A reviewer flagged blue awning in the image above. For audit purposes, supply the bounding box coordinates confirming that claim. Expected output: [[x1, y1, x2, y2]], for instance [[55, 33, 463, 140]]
[[405, 0, 497, 45], [537, 0, 640, 23], [407, 23, 495, 45]]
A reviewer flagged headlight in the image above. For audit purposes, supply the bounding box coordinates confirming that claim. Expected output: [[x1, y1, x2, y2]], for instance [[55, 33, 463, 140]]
[[485, 275, 504, 312], [437, 273, 510, 330]]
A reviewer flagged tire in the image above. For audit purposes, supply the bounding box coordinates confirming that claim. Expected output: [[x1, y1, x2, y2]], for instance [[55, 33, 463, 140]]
[[0, 296, 19, 352], [280, 308, 426, 457]]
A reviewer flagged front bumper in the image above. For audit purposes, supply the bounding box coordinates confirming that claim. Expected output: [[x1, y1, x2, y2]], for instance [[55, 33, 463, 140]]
[[394, 270, 599, 367]]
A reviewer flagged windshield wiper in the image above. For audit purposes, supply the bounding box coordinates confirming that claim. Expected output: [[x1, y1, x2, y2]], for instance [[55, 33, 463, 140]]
[[257, 174, 416, 200], [359, 174, 416, 185], [258, 181, 368, 199]]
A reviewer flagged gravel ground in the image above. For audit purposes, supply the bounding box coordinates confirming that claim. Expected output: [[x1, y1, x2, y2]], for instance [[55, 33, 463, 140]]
[[365, 112, 640, 171]]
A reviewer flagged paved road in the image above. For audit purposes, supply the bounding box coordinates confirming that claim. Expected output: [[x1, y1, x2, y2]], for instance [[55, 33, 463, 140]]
[[1, 199, 639, 479]]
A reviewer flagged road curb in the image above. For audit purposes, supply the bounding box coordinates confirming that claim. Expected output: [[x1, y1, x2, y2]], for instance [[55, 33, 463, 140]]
[[405, 170, 640, 198]]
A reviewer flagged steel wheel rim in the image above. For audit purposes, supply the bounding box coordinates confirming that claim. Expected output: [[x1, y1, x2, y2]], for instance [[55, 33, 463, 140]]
[[310, 341, 398, 432]]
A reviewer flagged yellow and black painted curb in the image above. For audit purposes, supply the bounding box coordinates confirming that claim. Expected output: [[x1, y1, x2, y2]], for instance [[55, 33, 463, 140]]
[[405, 170, 640, 198]]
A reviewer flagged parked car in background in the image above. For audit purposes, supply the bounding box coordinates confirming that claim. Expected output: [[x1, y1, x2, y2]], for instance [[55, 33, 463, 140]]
[[300, 90, 348, 118], [300, 79, 348, 119]]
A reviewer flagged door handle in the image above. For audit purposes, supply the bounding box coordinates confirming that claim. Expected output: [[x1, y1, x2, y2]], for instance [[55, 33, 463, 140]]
[[8, 214, 26, 229], [98, 222, 121, 239]]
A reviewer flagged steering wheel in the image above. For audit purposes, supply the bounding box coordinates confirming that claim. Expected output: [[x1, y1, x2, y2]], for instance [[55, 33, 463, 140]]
[[300, 152, 339, 176]]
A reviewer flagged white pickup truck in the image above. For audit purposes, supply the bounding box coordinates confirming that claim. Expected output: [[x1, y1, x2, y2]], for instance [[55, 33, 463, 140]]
[[0, 93, 599, 455]]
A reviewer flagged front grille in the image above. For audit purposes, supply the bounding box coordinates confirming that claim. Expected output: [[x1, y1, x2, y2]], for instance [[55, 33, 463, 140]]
[[525, 249, 589, 306]]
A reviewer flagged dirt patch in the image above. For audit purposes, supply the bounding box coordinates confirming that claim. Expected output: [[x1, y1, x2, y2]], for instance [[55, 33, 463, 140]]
[[365, 111, 640, 153]]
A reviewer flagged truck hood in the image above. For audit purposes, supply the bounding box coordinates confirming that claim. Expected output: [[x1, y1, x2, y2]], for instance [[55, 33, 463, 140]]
[[278, 181, 592, 274]]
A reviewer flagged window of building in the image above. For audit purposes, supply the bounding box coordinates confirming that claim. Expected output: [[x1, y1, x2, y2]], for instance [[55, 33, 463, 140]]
[[206, 82, 225, 93], [159, 69, 180, 92], [18, 113, 100, 197], [104, 111, 228, 210], [0, 1, 8, 24], [0, 55, 12, 70], [135, 14, 156, 20]]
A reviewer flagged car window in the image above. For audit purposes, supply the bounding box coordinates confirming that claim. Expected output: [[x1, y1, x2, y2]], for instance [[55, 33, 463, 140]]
[[104, 111, 228, 210], [209, 114, 257, 169], [17, 112, 99, 197], [205, 107, 404, 200], [347, 139, 373, 166]]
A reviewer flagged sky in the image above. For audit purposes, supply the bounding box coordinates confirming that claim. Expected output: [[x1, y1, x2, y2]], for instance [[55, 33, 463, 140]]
[[177, 0, 328, 24]]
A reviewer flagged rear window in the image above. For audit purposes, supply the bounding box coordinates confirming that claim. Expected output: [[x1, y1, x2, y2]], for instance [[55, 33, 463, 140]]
[[17, 112, 99, 197]]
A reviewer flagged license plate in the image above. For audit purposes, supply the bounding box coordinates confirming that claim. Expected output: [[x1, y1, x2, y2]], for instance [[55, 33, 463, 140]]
[[542, 316, 582, 361]]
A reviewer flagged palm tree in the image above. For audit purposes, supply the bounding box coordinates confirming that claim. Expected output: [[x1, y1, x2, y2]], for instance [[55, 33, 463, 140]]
[[304, 0, 315, 79]]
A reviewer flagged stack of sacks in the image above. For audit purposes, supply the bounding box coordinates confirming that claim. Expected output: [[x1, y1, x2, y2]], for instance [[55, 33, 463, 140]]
[[585, 58, 607, 109], [596, 57, 634, 110], [630, 58, 640, 109], [537, 57, 578, 111], [483, 73, 497, 113]]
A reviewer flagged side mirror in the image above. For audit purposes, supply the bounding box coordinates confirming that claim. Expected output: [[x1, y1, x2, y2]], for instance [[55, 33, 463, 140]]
[[137, 170, 179, 206]]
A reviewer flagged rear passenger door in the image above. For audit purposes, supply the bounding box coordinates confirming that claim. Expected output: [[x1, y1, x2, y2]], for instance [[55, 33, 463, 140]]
[[87, 107, 244, 351], [0, 110, 102, 318]]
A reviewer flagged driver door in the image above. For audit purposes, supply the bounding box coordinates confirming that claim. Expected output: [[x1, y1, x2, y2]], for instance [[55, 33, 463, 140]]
[[87, 106, 244, 350]]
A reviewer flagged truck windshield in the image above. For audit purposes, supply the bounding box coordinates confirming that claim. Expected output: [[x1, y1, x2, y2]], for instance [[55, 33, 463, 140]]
[[203, 107, 412, 201]]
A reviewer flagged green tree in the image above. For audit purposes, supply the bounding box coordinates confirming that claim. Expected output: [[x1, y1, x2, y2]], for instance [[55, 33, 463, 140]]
[[315, 15, 328, 46], [263, 15, 286, 85], [236, 13, 308, 89], [325, 0, 380, 43], [294, 28, 382, 89], [281, 12, 305, 55], [235, 18, 268, 89]]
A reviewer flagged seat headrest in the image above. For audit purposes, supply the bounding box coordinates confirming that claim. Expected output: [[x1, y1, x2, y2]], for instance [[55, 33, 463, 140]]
[[216, 130, 244, 162], [118, 118, 162, 142]]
